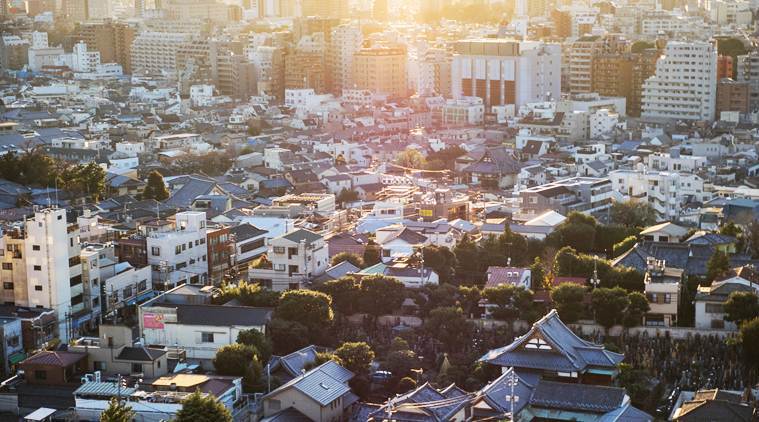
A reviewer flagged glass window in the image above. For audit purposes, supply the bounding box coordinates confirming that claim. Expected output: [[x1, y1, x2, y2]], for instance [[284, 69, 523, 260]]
[[201, 332, 214, 343]]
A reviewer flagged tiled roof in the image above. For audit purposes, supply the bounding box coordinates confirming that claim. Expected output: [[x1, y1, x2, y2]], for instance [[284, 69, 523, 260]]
[[265, 360, 354, 406], [529, 380, 626, 413], [281, 228, 322, 244], [21, 351, 86, 367], [485, 266, 529, 288], [116, 346, 166, 362]]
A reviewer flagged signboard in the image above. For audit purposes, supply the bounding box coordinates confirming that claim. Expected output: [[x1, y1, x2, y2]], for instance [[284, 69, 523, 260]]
[[143, 313, 165, 329]]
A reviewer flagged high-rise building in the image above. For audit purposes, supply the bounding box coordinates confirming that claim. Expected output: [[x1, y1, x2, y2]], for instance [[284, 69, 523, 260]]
[[629, 48, 660, 117], [130, 31, 192, 74], [717, 54, 733, 79], [62, 0, 88, 21], [416, 47, 452, 97], [568, 34, 627, 94], [300, 0, 348, 18], [642, 41, 718, 121], [26, 0, 56, 17], [0, 35, 30, 71], [352, 44, 407, 98], [251, 45, 286, 102], [87, 0, 112, 19], [285, 51, 326, 93], [716, 78, 750, 116], [737, 50, 759, 112], [451, 39, 561, 108], [74, 21, 136, 73], [158, 0, 233, 22], [327, 24, 363, 94]]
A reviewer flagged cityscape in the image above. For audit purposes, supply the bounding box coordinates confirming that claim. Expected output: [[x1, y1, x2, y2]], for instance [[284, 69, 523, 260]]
[[0, 0, 758, 421]]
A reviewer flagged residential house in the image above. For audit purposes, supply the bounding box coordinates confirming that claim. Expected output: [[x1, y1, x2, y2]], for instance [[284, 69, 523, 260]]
[[261, 360, 357, 422], [70, 325, 168, 379], [462, 147, 521, 189], [248, 229, 329, 291], [643, 258, 683, 327], [695, 266, 759, 330], [18, 350, 88, 411], [670, 389, 755, 421], [639, 222, 689, 243], [357, 260, 439, 288], [375, 226, 429, 262]]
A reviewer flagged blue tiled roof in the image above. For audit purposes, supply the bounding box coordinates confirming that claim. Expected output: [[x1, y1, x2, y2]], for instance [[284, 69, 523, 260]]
[[529, 380, 626, 413]]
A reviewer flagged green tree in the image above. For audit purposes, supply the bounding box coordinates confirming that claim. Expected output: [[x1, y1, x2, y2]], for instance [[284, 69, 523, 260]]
[[275, 290, 333, 340], [610, 200, 657, 228], [707, 250, 731, 281], [458, 285, 481, 317], [530, 257, 547, 290], [142, 170, 169, 201], [316, 276, 361, 315], [747, 221, 759, 258], [334, 342, 375, 376], [551, 283, 586, 323], [237, 329, 273, 362], [453, 234, 481, 283], [613, 236, 638, 258], [482, 284, 538, 322], [268, 318, 309, 355], [591, 287, 631, 328], [213, 343, 258, 377], [331, 252, 364, 268], [424, 307, 471, 352], [359, 275, 406, 318], [740, 317, 759, 371], [175, 390, 232, 422], [363, 243, 381, 266], [422, 245, 457, 284], [100, 398, 135, 422], [624, 292, 650, 327], [547, 212, 598, 253], [395, 149, 426, 169], [336, 189, 359, 207], [725, 291, 759, 327], [630, 40, 655, 53], [214, 281, 280, 307]]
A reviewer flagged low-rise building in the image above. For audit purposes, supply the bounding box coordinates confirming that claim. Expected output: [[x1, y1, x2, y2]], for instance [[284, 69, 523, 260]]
[[248, 229, 329, 291], [643, 258, 682, 327]]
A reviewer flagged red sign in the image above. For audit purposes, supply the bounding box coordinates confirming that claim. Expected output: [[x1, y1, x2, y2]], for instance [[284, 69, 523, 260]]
[[143, 313, 164, 329]]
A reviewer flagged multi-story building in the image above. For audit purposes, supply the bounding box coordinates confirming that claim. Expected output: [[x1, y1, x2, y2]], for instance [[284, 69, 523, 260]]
[[441, 97, 485, 126], [716, 78, 750, 116], [248, 229, 329, 291], [352, 44, 408, 98], [610, 168, 711, 220], [146, 212, 209, 290], [62, 0, 88, 22], [643, 258, 682, 327], [207, 226, 233, 285], [158, 0, 235, 22], [736, 50, 759, 111], [130, 31, 192, 75], [451, 39, 561, 109], [641, 41, 718, 121], [629, 48, 660, 117], [327, 24, 362, 94], [518, 177, 615, 217], [717, 54, 733, 79], [73, 21, 137, 73], [568, 35, 627, 94], [0, 208, 84, 343], [416, 47, 452, 97], [251, 45, 286, 102], [0, 35, 29, 71], [285, 51, 326, 93]]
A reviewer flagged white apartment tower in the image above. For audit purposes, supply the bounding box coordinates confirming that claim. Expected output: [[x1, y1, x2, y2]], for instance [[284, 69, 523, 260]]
[[130, 31, 192, 74], [641, 41, 718, 121], [451, 39, 561, 109], [328, 24, 363, 95]]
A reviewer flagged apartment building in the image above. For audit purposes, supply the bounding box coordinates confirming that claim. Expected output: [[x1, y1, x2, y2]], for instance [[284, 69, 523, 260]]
[[248, 229, 329, 291], [416, 47, 452, 97], [0, 35, 29, 71], [146, 212, 209, 290], [452, 39, 560, 108], [641, 41, 718, 121], [736, 50, 759, 111], [716, 78, 750, 116], [73, 21, 136, 73], [327, 24, 363, 95], [130, 31, 192, 74], [352, 44, 408, 98], [285, 51, 326, 93], [518, 177, 615, 217], [0, 208, 84, 343], [251, 45, 286, 102], [441, 97, 485, 126], [610, 168, 711, 220]]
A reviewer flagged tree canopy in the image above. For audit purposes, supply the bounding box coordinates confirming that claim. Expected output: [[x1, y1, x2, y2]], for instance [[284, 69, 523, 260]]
[[725, 291, 759, 327], [175, 390, 232, 422], [334, 342, 375, 376], [331, 252, 364, 268], [142, 170, 169, 201], [550, 283, 586, 323], [610, 200, 657, 228], [100, 398, 135, 422]]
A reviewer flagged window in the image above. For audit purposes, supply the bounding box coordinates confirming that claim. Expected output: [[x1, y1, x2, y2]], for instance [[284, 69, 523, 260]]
[[32, 245, 40, 251], [188, 242, 192, 249], [151, 247, 161, 256], [34, 370, 47, 380], [201, 332, 215, 343], [132, 363, 142, 374], [176, 262, 187, 270], [175, 246, 181, 255], [123, 286, 133, 298], [705, 303, 724, 314], [2, 283, 11, 290], [34, 285, 42, 291], [33, 265, 41, 271], [273, 246, 285, 254], [138, 280, 147, 292], [93, 361, 106, 371], [1, 263, 11, 270]]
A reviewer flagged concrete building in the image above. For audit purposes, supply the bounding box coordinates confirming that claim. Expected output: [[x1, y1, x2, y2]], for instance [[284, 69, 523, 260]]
[[146, 211, 209, 290], [643, 258, 682, 327], [327, 24, 362, 95], [73, 21, 136, 73], [415, 47, 452, 97], [130, 31, 192, 75], [736, 50, 759, 111], [247, 229, 329, 291], [641, 41, 718, 121], [451, 39, 561, 109], [568, 35, 627, 94], [518, 177, 615, 217], [716, 78, 750, 117], [610, 168, 711, 220], [352, 44, 408, 98], [441, 97, 485, 126], [0, 35, 29, 71]]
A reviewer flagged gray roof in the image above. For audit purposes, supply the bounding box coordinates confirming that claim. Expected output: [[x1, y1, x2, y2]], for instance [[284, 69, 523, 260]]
[[479, 309, 624, 373], [230, 223, 268, 242], [267, 345, 320, 379], [529, 380, 626, 413], [116, 346, 166, 362], [265, 360, 354, 406], [173, 304, 272, 327], [281, 228, 322, 244]]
